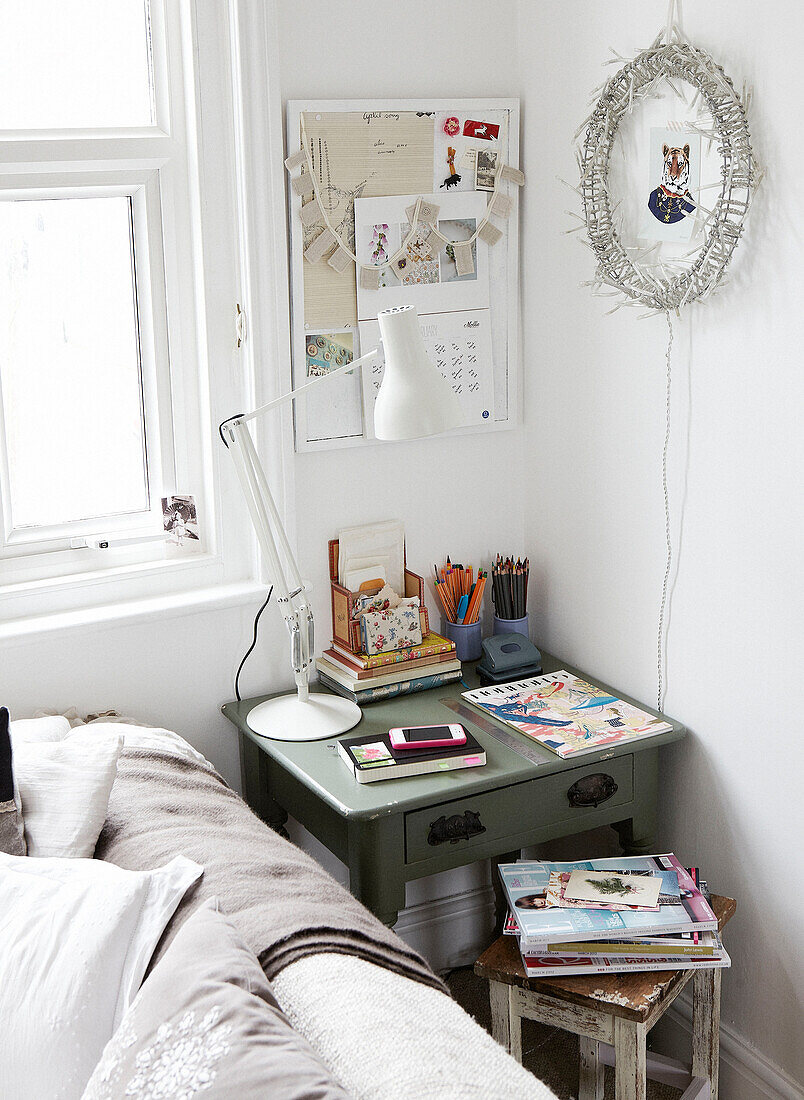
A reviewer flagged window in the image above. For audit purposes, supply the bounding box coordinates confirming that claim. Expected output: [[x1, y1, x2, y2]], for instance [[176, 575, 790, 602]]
[[0, 2, 247, 615]]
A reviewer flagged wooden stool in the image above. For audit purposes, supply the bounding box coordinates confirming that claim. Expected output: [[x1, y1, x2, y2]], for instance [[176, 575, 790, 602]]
[[475, 895, 735, 1100]]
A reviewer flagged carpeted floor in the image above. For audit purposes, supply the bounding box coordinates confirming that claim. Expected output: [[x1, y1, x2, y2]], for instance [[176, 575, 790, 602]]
[[447, 966, 682, 1100]]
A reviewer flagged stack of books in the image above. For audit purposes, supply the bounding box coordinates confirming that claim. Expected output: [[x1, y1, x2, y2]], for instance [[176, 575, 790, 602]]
[[314, 631, 461, 705], [498, 854, 730, 977]]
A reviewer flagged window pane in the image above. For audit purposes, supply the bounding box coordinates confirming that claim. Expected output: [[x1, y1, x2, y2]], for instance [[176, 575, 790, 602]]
[[0, 1, 154, 130], [0, 197, 150, 530]]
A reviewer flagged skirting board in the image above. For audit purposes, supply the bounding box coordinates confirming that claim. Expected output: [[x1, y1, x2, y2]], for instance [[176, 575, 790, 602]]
[[652, 991, 804, 1100], [394, 884, 496, 974]]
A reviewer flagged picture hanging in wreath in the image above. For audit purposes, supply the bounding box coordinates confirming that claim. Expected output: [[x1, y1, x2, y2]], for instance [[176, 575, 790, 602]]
[[642, 129, 700, 243]]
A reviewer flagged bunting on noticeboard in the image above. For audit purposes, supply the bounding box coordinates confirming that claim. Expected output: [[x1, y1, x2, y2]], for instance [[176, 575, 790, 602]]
[[284, 132, 524, 274]]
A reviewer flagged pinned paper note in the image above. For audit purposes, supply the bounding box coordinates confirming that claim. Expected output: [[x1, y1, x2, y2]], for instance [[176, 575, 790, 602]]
[[478, 221, 503, 247], [501, 164, 525, 186], [360, 266, 380, 290], [453, 240, 475, 277], [490, 192, 512, 219], [303, 227, 336, 264], [299, 199, 323, 227], [291, 173, 315, 198], [284, 148, 307, 172], [327, 245, 353, 273], [405, 200, 440, 225]]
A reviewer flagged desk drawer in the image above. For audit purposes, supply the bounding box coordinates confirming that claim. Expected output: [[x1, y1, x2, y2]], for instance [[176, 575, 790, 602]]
[[404, 755, 633, 866]]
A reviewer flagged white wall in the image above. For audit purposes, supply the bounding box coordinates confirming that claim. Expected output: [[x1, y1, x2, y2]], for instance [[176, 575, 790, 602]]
[[518, 2, 803, 1094]]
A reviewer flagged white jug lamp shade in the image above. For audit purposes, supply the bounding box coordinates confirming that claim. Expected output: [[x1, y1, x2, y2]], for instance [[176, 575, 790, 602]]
[[373, 306, 465, 440]]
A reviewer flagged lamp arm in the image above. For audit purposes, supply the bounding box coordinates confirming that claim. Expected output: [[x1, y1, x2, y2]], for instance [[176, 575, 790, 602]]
[[219, 345, 379, 704], [224, 418, 313, 701], [226, 346, 379, 430]]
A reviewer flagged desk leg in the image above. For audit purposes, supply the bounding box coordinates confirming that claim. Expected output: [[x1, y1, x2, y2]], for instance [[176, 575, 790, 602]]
[[239, 732, 289, 838], [492, 849, 521, 935], [347, 816, 406, 927], [615, 750, 658, 857]]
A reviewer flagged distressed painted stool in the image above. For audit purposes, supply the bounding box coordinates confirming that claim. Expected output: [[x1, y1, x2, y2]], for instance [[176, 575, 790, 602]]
[[475, 894, 735, 1100]]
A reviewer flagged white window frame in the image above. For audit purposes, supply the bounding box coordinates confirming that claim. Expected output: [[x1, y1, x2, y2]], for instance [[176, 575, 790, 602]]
[[0, 1, 256, 624]]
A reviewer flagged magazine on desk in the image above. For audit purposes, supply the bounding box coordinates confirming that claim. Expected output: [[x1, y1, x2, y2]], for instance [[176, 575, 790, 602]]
[[462, 670, 672, 758], [499, 854, 717, 945]]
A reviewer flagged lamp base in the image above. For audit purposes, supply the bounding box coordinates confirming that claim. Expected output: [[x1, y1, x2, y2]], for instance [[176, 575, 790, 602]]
[[246, 691, 361, 742]]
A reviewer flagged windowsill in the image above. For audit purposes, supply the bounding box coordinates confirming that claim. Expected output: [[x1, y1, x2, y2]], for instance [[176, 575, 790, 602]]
[[0, 578, 267, 645]]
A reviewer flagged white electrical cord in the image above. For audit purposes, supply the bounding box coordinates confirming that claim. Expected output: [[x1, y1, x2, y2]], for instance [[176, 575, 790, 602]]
[[657, 312, 674, 711]]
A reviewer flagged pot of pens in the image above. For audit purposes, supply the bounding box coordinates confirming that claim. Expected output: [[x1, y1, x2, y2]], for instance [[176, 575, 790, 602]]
[[491, 555, 529, 638], [433, 559, 487, 662]]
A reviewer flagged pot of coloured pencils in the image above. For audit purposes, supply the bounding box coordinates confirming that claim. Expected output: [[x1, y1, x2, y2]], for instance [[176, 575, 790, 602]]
[[492, 613, 529, 639], [433, 559, 487, 662], [491, 555, 529, 638], [442, 619, 482, 662]]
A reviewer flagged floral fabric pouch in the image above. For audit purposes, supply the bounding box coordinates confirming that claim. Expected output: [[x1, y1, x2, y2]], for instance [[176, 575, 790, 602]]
[[359, 605, 423, 655]]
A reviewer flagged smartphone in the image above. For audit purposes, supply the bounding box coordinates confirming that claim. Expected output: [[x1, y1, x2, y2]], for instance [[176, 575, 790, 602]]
[[388, 723, 467, 750]]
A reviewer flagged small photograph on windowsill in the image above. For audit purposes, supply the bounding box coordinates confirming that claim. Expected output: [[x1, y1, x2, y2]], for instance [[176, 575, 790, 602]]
[[162, 495, 203, 556]]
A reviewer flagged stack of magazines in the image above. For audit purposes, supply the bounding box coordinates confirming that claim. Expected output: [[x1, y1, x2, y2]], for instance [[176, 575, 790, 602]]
[[498, 854, 730, 977]]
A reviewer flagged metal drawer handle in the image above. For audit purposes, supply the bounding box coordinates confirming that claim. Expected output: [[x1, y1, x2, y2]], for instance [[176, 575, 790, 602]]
[[567, 773, 618, 808], [428, 810, 486, 846]]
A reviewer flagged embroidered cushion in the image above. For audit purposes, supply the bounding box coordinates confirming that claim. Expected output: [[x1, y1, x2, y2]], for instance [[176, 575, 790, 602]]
[[82, 899, 350, 1100], [0, 853, 202, 1100]]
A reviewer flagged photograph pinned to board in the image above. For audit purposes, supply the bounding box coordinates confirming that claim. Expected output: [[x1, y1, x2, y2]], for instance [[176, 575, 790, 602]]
[[641, 127, 701, 243], [300, 327, 364, 442], [358, 309, 493, 440], [286, 99, 520, 451], [475, 148, 499, 192]]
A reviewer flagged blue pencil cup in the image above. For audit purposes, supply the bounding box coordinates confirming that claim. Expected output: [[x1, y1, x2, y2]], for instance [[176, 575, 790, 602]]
[[442, 619, 482, 662], [492, 614, 529, 639]]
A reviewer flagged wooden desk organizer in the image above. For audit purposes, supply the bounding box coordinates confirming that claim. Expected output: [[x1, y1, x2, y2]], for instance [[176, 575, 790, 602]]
[[328, 538, 428, 655]]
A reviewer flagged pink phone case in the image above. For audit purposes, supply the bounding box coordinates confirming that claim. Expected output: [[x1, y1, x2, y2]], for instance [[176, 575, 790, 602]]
[[389, 725, 467, 750]]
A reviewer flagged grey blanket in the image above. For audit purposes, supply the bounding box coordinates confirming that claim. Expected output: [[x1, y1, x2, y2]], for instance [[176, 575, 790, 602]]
[[95, 748, 445, 993]]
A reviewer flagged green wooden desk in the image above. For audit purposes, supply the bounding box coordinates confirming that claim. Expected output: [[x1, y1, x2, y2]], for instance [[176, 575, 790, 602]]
[[222, 654, 685, 926]]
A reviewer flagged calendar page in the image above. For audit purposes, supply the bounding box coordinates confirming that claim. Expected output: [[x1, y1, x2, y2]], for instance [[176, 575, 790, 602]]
[[358, 309, 494, 438]]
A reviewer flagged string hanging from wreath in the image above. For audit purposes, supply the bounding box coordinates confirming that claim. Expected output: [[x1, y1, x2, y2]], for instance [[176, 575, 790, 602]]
[[572, 0, 760, 711]]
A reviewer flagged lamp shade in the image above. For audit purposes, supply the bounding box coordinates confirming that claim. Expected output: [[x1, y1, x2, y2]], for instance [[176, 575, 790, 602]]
[[373, 306, 465, 440]]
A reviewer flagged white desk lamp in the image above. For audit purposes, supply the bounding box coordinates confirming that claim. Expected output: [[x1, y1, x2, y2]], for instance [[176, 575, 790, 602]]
[[220, 305, 464, 742]]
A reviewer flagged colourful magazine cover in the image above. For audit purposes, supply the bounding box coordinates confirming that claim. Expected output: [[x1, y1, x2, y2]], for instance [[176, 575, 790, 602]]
[[462, 671, 672, 757], [500, 854, 716, 944]]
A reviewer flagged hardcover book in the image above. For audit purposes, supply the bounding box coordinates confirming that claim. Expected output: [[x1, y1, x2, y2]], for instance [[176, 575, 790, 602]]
[[315, 655, 461, 691], [324, 645, 457, 680], [462, 670, 673, 758], [337, 728, 485, 783], [500, 855, 717, 944], [317, 667, 462, 705], [331, 631, 456, 670]]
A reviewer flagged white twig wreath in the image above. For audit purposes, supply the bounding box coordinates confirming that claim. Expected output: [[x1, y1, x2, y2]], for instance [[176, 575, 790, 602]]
[[578, 30, 755, 313]]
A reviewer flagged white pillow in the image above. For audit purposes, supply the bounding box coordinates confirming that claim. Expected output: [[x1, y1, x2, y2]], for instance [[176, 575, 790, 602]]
[[0, 852, 202, 1100], [13, 728, 122, 857], [9, 713, 71, 743]]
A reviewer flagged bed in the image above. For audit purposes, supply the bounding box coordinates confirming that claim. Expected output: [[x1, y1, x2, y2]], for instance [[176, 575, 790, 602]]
[[87, 720, 556, 1099]]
